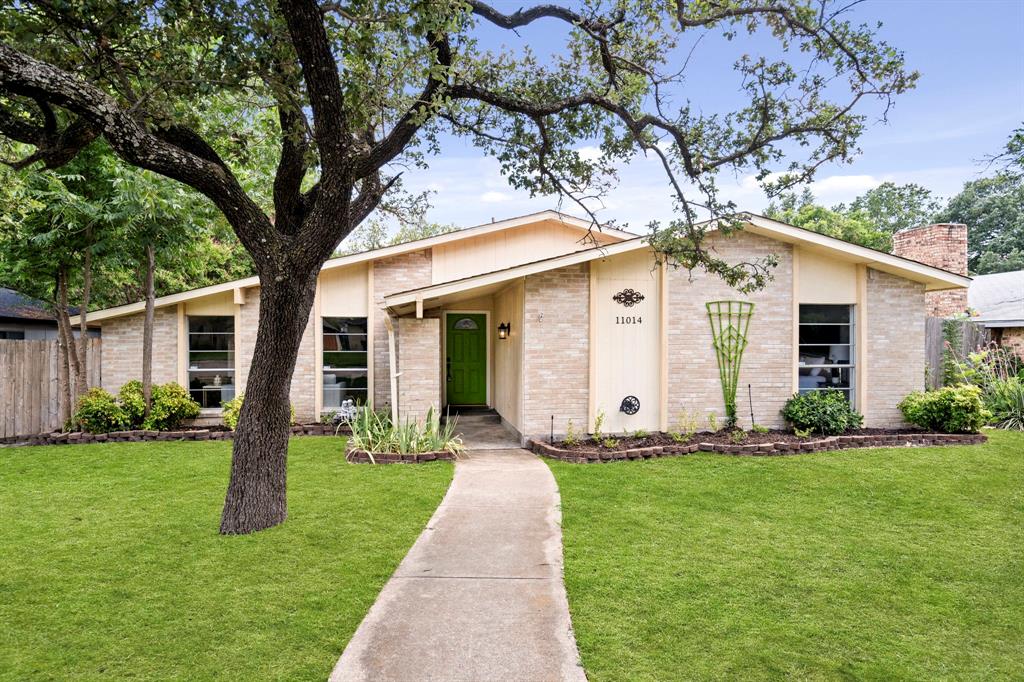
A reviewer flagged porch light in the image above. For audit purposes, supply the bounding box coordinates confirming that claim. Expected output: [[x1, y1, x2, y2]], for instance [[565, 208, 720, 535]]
[[498, 322, 511, 340]]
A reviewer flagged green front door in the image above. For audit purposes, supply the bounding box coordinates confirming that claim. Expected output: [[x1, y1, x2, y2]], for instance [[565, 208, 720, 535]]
[[446, 313, 487, 405]]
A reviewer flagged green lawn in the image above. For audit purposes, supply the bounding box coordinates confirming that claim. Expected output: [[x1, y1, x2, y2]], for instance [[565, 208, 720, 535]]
[[548, 430, 1024, 681], [0, 437, 452, 681]]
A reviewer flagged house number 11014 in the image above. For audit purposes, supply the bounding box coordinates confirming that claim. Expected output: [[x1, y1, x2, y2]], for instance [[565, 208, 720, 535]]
[[616, 316, 642, 324]]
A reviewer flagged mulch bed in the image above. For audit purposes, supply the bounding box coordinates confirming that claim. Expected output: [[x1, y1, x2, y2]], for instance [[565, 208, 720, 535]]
[[532, 429, 987, 463], [0, 423, 350, 447]]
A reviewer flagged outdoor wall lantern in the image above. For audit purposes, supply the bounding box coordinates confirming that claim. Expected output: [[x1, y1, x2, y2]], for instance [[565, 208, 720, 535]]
[[498, 322, 511, 340]]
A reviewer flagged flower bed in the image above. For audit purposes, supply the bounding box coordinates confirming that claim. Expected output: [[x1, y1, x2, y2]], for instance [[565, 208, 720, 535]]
[[0, 423, 347, 447], [531, 430, 987, 463], [345, 448, 458, 464]]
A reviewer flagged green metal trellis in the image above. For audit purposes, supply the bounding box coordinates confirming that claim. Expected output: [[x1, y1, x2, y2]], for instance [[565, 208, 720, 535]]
[[706, 300, 755, 427]]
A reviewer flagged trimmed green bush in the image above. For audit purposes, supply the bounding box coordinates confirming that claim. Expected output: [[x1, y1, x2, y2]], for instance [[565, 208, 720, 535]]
[[118, 380, 146, 429], [898, 384, 990, 434], [142, 383, 201, 431], [781, 390, 864, 436], [222, 393, 294, 431], [72, 388, 129, 433]]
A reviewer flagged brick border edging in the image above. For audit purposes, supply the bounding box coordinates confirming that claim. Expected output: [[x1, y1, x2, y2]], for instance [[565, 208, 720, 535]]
[[0, 424, 347, 447], [529, 432, 988, 463], [345, 448, 458, 464]]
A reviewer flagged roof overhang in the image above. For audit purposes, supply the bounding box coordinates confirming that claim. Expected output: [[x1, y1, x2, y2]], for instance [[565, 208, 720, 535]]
[[385, 238, 648, 316], [71, 210, 634, 325], [739, 214, 971, 291]]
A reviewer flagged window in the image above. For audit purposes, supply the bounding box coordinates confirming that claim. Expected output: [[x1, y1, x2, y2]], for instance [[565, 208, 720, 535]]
[[0, 330, 26, 340], [187, 316, 235, 409], [322, 317, 368, 410], [798, 304, 855, 404]]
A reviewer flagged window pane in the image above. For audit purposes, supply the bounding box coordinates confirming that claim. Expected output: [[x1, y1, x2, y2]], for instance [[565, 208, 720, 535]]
[[322, 387, 368, 408], [324, 351, 368, 368], [798, 367, 852, 390], [189, 316, 234, 334], [323, 317, 368, 335], [799, 324, 850, 345], [188, 350, 235, 369], [323, 334, 368, 352], [799, 304, 851, 324], [323, 370, 368, 389], [188, 371, 235, 408]]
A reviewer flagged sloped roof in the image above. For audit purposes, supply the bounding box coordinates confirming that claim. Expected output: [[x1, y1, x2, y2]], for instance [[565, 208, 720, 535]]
[[0, 288, 55, 322], [969, 270, 1024, 327]]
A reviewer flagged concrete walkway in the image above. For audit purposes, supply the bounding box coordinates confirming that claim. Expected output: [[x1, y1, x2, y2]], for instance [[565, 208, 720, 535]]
[[330, 448, 586, 682]]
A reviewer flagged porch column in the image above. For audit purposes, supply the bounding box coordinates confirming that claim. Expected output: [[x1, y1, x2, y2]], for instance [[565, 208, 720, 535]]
[[397, 317, 441, 422]]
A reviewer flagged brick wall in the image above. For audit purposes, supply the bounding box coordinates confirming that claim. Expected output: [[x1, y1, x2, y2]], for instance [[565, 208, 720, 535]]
[[521, 263, 590, 437], [667, 232, 794, 430], [101, 306, 178, 393], [999, 327, 1024, 359], [372, 250, 432, 408], [865, 269, 926, 427], [892, 223, 968, 317], [397, 317, 441, 421]]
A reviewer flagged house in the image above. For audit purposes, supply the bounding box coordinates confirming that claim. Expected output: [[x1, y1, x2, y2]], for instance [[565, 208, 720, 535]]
[[1, 287, 100, 340], [71, 210, 969, 440], [968, 270, 1024, 357]]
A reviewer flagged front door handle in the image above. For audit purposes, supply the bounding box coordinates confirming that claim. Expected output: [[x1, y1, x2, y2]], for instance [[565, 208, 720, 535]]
[[446, 356, 452, 382]]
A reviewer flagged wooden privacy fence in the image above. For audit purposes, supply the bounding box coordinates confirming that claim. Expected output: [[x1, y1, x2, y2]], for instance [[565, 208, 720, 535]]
[[0, 338, 102, 438], [924, 317, 991, 389]]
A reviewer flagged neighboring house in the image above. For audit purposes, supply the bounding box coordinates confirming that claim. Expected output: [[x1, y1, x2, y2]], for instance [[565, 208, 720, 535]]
[[71, 210, 969, 440], [968, 270, 1024, 357], [0, 287, 100, 340]]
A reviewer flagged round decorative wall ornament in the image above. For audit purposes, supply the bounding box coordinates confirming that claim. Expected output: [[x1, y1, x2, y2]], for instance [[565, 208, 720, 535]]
[[619, 395, 640, 414], [612, 288, 645, 307]]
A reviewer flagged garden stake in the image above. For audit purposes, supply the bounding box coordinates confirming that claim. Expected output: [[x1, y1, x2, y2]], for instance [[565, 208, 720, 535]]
[[748, 383, 755, 426], [550, 415, 554, 444]]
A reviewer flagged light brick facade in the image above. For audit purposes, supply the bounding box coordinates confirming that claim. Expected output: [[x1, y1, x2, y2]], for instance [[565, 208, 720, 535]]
[[892, 223, 968, 317], [396, 318, 441, 421], [865, 269, 926, 427], [667, 232, 794, 430], [998, 327, 1024, 358], [372, 250, 433, 408], [521, 263, 590, 437], [100, 306, 178, 393]]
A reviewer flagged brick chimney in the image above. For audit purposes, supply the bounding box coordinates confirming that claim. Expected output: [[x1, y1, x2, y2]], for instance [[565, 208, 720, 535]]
[[891, 223, 968, 317]]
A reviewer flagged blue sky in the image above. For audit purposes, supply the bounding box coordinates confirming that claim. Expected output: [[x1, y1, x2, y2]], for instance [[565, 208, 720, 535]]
[[400, 0, 1024, 232]]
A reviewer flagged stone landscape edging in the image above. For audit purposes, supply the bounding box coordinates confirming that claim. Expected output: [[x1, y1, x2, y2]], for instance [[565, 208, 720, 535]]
[[0, 423, 343, 446], [345, 448, 458, 464], [529, 432, 988, 463]]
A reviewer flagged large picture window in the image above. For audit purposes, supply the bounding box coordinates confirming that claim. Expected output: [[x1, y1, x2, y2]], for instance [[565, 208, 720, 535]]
[[798, 304, 855, 404], [323, 317, 368, 410], [187, 316, 235, 409]]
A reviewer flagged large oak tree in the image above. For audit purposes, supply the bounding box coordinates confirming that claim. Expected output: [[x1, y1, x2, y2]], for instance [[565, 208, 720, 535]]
[[0, 0, 915, 534]]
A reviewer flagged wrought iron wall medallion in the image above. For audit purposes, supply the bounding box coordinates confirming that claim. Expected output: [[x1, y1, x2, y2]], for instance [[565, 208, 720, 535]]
[[612, 288, 645, 307], [619, 395, 640, 414]]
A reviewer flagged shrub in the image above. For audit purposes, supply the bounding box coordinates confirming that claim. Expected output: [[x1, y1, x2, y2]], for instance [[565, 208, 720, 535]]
[[142, 383, 201, 431], [983, 377, 1024, 430], [72, 388, 129, 433], [222, 393, 295, 431], [898, 384, 990, 433], [118, 380, 146, 428], [781, 390, 864, 436], [348, 406, 464, 458]]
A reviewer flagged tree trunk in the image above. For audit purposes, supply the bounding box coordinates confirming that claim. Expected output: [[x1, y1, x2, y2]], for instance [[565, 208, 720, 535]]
[[142, 243, 156, 416], [56, 268, 82, 410], [76, 238, 92, 396], [219, 269, 318, 535], [53, 282, 71, 427]]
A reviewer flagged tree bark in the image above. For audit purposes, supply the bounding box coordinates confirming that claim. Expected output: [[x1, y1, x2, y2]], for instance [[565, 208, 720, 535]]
[[56, 268, 82, 409], [142, 242, 156, 416], [76, 236, 92, 396], [53, 282, 71, 427], [218, 268, 319, 535]]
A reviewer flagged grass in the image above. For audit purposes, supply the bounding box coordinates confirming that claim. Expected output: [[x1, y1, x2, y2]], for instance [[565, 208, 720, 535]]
[[0, 437, 452, 681], [548, 429, 1024, 681]]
